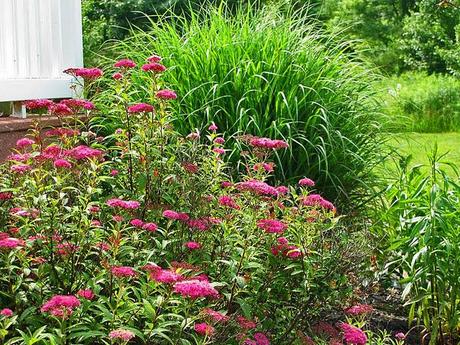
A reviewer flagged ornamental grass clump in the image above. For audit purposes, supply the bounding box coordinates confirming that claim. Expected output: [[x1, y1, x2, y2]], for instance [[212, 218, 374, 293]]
[[100, 3, 383, 211], [0, 56, 368, 344]]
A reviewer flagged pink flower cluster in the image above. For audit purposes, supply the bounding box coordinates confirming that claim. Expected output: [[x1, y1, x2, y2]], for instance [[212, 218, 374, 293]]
[[106, 198, 140, 210], [77, 289, 95, 300], [257, 219, 287, 233], [301, 194, 335, 211], [299, 178, 315, 187], [202, 308, 229, 323], [173, 279, 219, 299], [0, 237, 23, 249], [111, 266, 136, 278], [271, 237, 302, 258], [345, 304, 373, 316], [23, 99, 53, 110], [64, 67, 103, 80], [150, 268, 183, 284], [142, 62, 166, 73], [60, 99, 95, 111], [16, 138, 35, 148], [156, 89, 177, 100], [0, 192, 13, 200], [0, 308, 13, 317], [244, 333, 270, 345], [185, 241, 201, 250], [41, 295, 80, 318], [127, 103, 154, 113], [218, 195, 240, 210], [109, 329, 135, 341], [339, 323, 367, 345], [67, 145, 104, 160], [249, 137, 289, 150], [163, 210, 190, 221], [114, 59, 136, 69], [237, 180, 279, 197], [194, 322, 214, 336]]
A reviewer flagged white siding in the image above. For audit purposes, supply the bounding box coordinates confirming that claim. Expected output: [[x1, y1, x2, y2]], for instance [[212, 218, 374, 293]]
[[0, 0, 83, 102]]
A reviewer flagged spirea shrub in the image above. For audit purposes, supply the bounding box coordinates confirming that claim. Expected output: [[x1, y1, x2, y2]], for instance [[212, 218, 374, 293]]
[[0, 58, 366, 344]]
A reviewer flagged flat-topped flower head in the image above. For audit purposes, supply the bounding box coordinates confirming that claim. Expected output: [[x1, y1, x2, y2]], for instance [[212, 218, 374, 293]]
[[142, 222, 158, 232], [77, 289, 95, 300], [142, 62, 166, 73], [301, 194, 335, 212], [299, 178, 315, 187], [0, 308, 13, 317], [111, 266, 136, 278], [130, 219, 144, 228], [127, 103, 154, 113], [147, 55, 162, 63], [60, 99, 95, 111], [249, 137, 289, 150], [173, 279, 219, 299], [74, 67, 103, 80], [236, 316, 257, 330], [218, 195, 240, 210], [345, 304, 373, 316], [50, 103, 73, 116], [163, 210, 189, 221], [156, 89, 177, 100], [109, 329, 135, 341], [106, 198, 140, 209], [112, 72, 123, 80], [237, 180, 279, 197], [54, 159, 72, 169], [208, 122, 218, 131], [150, 269, 183, 284], [257, 219, 288, 233], [114, 59, 136, 69], [0, 237, 23, 249], [67, 145, 103, 160], [185, 241, 201, 250], [194, 322, 214, 336], [339, 323, 367, 345], [16, 138, 35, 148], [23, 99, 53, 111], [41, 295, 80, 318], [202, 308, 230, 322]]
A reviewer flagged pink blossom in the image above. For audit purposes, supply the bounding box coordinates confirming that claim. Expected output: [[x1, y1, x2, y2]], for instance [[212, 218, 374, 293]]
[[45, 128, 79, 137], [186, 131, 200, 140], [74, 67, 103, 80], [185, 241, 201, 250], [182, 162, 199, 174], [213, 148, 225, 155], [202, 308, 229, 322], [77, 289, 95, 300], [142, 62, 166, 73], [339, 323, 367, 345], [41, 295, 80, 318], [109, 329, 135, 341], [67, 145, 103, 160], [254, 333, 270, 345], [150, 269, 183, 284], [187, 218, 211, 231], [54, 159, 72, 169], [0, 308, 13, 317], [163, 210, 189, 221], [237, 180, 279, 197], [16, 138, 35, 148], [50, 103, 73, 116], [277, 237, 289, 245], [257, 219, 287, 234], [276, 186, 289, 194], [41, 144, 64, 159], [147, 55, 162, 63], [0, 237, 23, 249], [10, 164, 31, 174], [8, 153, 30, 162], [127, 103, 154, 113], [299, 178, 315, 187], [345, 304, 373, 316], [194, 322, 214, 336], [214, 137, 225, 144], [395, 332, 406, 341], [91, 220, 102, 227], [142, 222, 158, 232], [114, 59, 136, 68], [173, 280, 219, 299], [57, 242, 79, 256], [111, 169, 119, 176], [0, 192, 13, 200], [112, 72, 123, 80], [156, 89, 177, 100], [221, 181, 233, 188], [130, 219, 144, 228], [301, 194, 335, 211], [208, 123, 218, 131], [236, 316, 257, 330], [112, 215, 124, 222], [60, 99, 95, 111], [106, 198, 140, 210], [23, 99, 53, 110], [111, 266, 136, 278], [218, 195, 240, 210], [249, 137, 289, 150], [311, 321, 340, 339]]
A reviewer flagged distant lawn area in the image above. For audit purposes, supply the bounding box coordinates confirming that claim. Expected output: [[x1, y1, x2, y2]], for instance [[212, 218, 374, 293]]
[[382, 132, 460, 177]]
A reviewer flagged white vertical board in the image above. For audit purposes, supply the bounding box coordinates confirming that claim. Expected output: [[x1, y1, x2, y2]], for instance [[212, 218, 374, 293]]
[[0, 0, 83, 102]]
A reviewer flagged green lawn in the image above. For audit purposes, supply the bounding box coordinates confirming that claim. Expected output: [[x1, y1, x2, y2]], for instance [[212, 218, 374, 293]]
[[382, 132, 460, 177]]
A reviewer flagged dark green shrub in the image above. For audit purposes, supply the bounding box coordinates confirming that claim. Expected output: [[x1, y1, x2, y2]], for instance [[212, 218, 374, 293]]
[[99, 4, 383, 211]]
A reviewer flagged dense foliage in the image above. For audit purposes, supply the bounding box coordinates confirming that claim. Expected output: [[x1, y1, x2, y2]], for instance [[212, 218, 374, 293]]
[[0, 61, 371, 344], [379, 72, 460, 133], [379, 152, 460, 344], [98, 5, 382, 211]]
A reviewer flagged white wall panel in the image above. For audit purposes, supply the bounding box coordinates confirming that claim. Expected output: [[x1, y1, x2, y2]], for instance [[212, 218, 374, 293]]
[[0, 0, 83, 101]]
